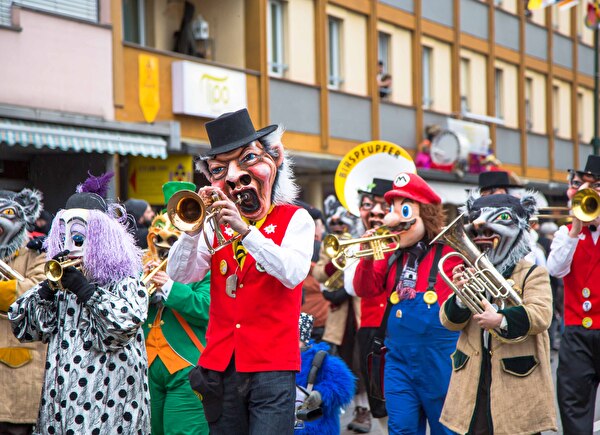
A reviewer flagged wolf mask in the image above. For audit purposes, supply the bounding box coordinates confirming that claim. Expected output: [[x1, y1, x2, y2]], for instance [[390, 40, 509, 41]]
[[0, 189, 43, 260], [462, 193, 537, 275]]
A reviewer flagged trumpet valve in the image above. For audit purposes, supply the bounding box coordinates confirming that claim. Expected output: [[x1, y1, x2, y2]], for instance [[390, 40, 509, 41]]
[[372, 239, 385, 261]]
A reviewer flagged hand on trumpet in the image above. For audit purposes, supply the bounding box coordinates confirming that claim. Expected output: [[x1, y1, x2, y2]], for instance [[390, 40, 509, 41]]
[[143, 260, 170, 292], [199, 187, 249, 236]]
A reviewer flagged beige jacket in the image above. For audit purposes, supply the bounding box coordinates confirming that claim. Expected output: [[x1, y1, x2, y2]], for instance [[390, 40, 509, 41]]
[[0, 245, 47, 424], [439, 260, 557, 435]]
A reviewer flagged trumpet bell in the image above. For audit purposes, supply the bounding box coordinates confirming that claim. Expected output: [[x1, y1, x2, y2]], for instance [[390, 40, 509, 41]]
[[572, 188, 600, 223], [167, 190, 206, 233], [44, 258, 83, 284]]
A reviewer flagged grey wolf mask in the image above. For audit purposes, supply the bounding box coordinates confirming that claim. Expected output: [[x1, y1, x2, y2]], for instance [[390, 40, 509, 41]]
[[462, 193, 537, 275], [0, 189, 43, 259]]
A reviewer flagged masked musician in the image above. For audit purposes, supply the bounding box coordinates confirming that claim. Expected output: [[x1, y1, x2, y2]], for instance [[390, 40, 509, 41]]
[[353, 173, 459, 435], [0, 188, 46, 435], [167, 109, 314, 433], [546, 154, 600, 434], [143, 181, 211, 435], [440, 193, 557, 434], [9, 173, 150, 435]]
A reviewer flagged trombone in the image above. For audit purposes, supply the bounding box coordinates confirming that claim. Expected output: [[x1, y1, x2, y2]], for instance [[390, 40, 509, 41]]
[[44, 258, 83, 290], [167, 190, 250, 254], [323, 227, 400, 270], [0, 259, 24, 318], [535, 188, 600, 223]]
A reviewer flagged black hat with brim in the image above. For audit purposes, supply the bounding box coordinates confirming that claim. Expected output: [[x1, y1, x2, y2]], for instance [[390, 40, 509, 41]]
[[204, 108, 277, 157], [571, 155, 600, 178], [357, 178, 393, 198], [478, 171, 522, 191]]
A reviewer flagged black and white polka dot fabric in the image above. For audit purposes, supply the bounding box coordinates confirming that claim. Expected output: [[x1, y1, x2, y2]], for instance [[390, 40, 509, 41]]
[[9, 277, 150, 434]]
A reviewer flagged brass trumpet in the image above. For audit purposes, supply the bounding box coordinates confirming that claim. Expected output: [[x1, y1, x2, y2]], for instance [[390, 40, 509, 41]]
[[323, 227, 400, 270], [535, 188, 600, 223], [44, 258, 83, 290], [141, 257, 168, 296], [167, 190, 249, 254]]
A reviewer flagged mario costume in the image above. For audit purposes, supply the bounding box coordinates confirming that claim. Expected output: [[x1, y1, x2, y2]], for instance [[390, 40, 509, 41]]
[[143, 181, 211, 435], [353, 172, 459, 435]]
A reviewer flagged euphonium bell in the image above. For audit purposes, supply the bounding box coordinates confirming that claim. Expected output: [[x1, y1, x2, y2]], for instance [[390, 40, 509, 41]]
[[430, 213, 525, 344], [44, 258, 83, 290]]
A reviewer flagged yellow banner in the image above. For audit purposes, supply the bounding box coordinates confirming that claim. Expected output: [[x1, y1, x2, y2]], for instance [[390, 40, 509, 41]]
[[128, 155, 194, 205], [138, 54, 160, 123]]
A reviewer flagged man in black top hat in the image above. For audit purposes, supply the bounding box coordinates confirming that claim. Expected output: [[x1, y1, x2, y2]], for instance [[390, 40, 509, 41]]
[[167, 108, 314, 434], [477, 171, 522, 197], [546, 154, 600, 434]]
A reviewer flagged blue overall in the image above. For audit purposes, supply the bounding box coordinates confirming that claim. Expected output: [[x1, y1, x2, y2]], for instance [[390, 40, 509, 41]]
[[384, 292, 459, 435]]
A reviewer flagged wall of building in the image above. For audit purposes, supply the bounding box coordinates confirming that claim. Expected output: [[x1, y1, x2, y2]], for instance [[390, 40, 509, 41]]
[[494, 59, 518, 128], [553, 78, 572, 139], [378, 20, 413, 106], [525, 69, 547, 134], [0, 8, 114, 119], [422, 36, 451, 113], [460, 48, 487, 116]]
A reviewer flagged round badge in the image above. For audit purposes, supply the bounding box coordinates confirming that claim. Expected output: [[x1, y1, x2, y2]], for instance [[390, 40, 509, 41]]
[[582, 287, 591, 298], [583, 300, 592, 312], [582, 317, 593, 329], [256, 263, 266, 273], [423, 290, 438, 305], [219, 260, 228, 275], [390, 292, 400, 305], [395, 309, 402, 318], [393, 173, 411, 188]]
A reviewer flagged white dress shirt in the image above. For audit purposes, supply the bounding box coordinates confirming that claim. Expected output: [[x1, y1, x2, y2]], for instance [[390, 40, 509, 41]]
[[166, 207, 315, 289]]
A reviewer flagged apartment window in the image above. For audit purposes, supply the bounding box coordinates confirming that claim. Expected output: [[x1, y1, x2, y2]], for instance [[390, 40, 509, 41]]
[[328, 16, 343, 89], [578, 91, 584, 139], [123, 0, 145, 45], [268, 0, 286, 76], [525, 77, 533, 131], [378, 32, 391, 72], [553, 85, 560, 135], [495, 68, 504, 119], [14, 0, 98, 22], [422, 46, 433, 109], [460, 57, 471, 112]]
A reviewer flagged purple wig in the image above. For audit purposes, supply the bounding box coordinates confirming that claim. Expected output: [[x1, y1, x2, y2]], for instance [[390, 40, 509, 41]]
[[46, 209, 142, 286]]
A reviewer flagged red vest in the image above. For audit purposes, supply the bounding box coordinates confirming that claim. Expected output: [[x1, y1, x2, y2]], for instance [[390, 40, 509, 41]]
[[359, 293, 388, 329], [562, 225, 600, 329], [200, 205, 303, 372]]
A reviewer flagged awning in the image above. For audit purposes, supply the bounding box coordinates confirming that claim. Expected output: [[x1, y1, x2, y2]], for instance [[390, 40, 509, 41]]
[[0, 118, 167, 159]]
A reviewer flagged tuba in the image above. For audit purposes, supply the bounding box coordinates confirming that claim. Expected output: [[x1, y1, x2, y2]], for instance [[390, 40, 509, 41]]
[[167, 190, 249, 254], [431, 213, 526, 343], [44, 258, 83, 291]]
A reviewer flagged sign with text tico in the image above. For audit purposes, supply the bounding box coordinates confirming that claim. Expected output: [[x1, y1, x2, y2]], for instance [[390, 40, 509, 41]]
[[172, 61, 247, 118]]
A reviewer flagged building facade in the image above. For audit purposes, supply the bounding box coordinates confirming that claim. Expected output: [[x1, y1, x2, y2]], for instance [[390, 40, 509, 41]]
[[0, 0, 597, 210]]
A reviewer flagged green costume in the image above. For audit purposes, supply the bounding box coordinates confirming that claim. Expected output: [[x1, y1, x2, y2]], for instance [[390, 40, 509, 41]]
[[143, 181, 211, 435]]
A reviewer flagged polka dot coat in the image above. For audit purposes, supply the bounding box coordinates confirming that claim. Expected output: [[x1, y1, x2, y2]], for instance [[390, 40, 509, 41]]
[[9, 277, 151, 434]]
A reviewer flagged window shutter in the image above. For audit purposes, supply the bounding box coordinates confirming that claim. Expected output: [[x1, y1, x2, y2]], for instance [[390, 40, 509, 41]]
[[13, 0, 98, 23]]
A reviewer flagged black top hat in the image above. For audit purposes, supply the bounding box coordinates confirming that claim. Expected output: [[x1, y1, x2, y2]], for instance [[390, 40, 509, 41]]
[[204, 108, 278, 157], [478, 171, 522, 191], [358, 178, 393, 198], [572, 155, 600, 177]]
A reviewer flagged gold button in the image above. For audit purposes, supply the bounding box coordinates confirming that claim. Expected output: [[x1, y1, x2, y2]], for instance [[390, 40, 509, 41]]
[[390, 292, 400, 305], [239, 284, 244, 289], [236, 323, 241, 329], [582, 288, 591, 298], [582, 317, 593, 329]]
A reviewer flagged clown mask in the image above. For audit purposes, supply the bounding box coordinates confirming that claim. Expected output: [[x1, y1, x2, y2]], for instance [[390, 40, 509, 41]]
[[383, 198, 425, 249], [206, 141, 283, 222], [59, 208, 89, 259]]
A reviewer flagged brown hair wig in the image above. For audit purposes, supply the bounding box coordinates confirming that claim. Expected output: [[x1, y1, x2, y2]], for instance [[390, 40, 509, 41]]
[[420, 203, 446, 242]]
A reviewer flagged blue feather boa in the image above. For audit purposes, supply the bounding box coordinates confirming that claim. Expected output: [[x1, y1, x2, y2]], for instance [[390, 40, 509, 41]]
[[295, 341, 356, 434]]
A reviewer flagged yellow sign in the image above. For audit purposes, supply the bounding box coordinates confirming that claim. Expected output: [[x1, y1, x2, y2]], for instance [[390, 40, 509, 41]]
[[128, 155, 193, 205], [334, 141, 415, 216], [138, 54, 160, 123]]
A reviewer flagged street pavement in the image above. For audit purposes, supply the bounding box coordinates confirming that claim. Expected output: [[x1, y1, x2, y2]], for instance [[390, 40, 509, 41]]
[[339, 349, 600, 435]]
